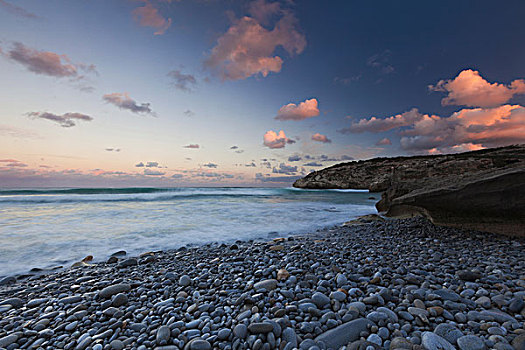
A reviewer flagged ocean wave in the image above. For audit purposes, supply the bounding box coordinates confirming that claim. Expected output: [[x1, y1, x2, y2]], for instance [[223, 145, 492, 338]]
[[0, 187, 369, 204]]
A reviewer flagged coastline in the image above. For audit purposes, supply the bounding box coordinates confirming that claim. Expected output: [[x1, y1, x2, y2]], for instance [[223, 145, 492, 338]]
[[1, 217, 524, 350], [0, 187, 378, 278]]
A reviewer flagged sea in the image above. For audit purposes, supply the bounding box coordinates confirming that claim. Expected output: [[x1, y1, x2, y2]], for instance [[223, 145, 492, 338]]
[[0, 187, 378, 277]]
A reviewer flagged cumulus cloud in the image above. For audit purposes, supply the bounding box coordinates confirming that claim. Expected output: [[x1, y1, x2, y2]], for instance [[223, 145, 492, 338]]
[[205, 0, 306, 80], [103, 93, 154, 115], [168, 70, 197, 92], [376, 137, 392, 146], [245, 162, 257, 167], [132, 0, 171, 35], [145, 161, 159, 168], [348, 105, 525, 153], [311, 132, 331, 143], [272, 163, 297, 175], [288, 155, 302, 162], [339, 108, 423, 134], [135, 162, 145, 167], [202, 162, 218, 168], [429, 69, 525, 108], [230, 145, 239, 149], [0, 0, 38, 18], [183, 144, 200, 149], [105, 148, 121, 152], [275, 98, 319, 121], [144, 168, 165, 176], [263, 130, 295, 149], [1, 42, 96, 79], [26, 111, 93, 127]]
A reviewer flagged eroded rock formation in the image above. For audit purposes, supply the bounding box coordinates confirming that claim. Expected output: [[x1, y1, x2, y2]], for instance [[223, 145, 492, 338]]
[[293, 145, 525, 236]]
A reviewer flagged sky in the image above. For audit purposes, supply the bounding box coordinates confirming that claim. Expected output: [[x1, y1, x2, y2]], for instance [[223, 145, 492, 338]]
[[1, 0, 524, 187]]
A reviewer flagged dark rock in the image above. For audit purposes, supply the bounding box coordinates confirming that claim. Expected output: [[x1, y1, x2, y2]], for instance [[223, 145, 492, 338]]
[[117, 258, 137, 268], [314, 318, 373, 349], [509, 297, 524, 313], [434, 323, 463, 344], [512, 334, 525, 350], [99, 284, 131, 299], [253, 279, 278, 291], [248, 322, 274, 334], [457, 335, 485, 350], [293, 145, 525, 236], [421, 332, 455, 350], [0, 276, 16, 285], [457, 270, 482, 281], [0, 297, 24, 309]]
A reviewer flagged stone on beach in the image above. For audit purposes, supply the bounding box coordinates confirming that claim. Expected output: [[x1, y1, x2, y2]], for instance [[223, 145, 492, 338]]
[[99, 283, 131, 299], [0, 217, 523, 350], [253, 279, 278, 291], [314, 318, 373, 349]]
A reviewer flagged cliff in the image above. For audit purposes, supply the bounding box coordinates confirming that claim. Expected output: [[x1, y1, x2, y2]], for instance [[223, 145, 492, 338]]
[[293, 145, 525, 236]]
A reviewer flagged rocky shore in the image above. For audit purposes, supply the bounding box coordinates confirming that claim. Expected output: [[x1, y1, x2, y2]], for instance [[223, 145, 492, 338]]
[[1, 217, 524, 350], [293, 145, 525, 236]]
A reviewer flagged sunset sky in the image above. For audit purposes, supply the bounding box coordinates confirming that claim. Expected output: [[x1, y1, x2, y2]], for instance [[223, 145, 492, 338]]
[[1, 0, 524, 187]]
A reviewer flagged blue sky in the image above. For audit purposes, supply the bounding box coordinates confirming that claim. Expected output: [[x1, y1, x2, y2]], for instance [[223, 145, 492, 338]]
[[1, 0, 524, 187]]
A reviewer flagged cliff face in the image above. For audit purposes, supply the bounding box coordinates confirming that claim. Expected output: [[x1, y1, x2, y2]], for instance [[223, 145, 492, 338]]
[[293, 145, 525, 236]]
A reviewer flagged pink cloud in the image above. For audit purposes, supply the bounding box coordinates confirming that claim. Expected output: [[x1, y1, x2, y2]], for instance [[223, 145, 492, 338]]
[[263, 130, 295, 149], [429, 69, 525, 108], [183, 144, 200, 149], [346, 104, 525, 153], [1, 42, 96, 78], [376, 137, 392, 146], [132, 0, 172, 35], [103, 92, 154, 115], [340, 108, 423, 133], [311, 133, 331, 143], [275, 98, 319, 121], [205, 0, 306, 80]]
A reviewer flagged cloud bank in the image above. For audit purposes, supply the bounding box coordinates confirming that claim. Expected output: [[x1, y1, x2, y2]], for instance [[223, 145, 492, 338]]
[[345, 105, 525, 153]]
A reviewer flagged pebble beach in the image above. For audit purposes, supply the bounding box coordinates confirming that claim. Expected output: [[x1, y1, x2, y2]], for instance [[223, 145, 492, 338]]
[[1, 217, 524, 350]]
